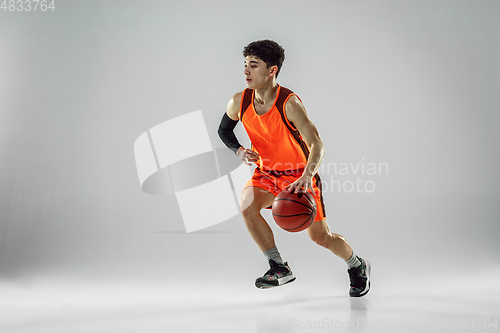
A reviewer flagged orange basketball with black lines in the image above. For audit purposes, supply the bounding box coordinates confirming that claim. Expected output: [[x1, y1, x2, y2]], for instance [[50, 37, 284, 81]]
[[272, 189, 317, 232]]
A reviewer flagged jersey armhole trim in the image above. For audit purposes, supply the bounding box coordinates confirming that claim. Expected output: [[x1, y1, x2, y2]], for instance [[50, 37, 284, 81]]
[[238, 90, 245, 120], [239, 89, 254, 120], [283, 93, 302, 131]]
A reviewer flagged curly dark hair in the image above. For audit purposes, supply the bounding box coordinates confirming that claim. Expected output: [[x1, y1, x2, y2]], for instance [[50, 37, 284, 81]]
[[243, 40, 285, 78]]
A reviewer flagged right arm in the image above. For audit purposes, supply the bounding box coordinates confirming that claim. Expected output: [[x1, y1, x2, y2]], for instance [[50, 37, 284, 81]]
[[217, 92, 260, 166]]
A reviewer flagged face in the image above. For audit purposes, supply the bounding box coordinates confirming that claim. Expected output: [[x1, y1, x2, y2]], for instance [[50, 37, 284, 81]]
[[244, 55, 277, 89]]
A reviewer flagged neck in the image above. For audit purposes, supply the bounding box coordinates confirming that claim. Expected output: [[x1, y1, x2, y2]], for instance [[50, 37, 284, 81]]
[[254, 79, 279, 105]]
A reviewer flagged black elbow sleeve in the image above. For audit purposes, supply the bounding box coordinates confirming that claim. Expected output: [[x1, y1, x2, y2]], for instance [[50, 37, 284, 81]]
[[217, 113, 242, 154]]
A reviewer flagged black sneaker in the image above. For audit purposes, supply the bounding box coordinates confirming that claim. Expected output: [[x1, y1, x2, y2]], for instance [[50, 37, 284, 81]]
[[255, 259, 296, 289], [348, 256, 371, 297]]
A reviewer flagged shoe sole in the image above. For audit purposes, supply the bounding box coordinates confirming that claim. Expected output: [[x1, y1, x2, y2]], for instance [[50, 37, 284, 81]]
[[351, 260, 371, 297], [256, 275, 296, 289]]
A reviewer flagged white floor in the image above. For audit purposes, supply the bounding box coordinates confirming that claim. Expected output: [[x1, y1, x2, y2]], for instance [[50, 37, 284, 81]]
[[1, 265, 499, 333]]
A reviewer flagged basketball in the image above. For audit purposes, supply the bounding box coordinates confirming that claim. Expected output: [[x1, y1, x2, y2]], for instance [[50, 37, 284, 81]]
[[272, 189, 317, 232]]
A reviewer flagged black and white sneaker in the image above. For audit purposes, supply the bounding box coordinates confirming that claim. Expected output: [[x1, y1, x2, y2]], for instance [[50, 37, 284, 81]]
[[348, 256, 371, 297], [255, 259, 296, 289]]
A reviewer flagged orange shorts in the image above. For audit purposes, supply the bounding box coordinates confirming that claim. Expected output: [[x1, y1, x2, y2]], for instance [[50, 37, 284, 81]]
[[243, 168, 326, 222]]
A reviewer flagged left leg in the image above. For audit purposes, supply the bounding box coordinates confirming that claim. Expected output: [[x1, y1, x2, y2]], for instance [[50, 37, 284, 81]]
[[307, 219, 353, 260]]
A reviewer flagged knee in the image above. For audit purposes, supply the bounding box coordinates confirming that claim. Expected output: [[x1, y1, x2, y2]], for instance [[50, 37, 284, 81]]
[[239, 195, 260, 221], [240, 204, 259, 221]]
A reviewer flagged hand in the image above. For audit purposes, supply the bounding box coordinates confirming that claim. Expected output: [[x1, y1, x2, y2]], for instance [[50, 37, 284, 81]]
[[236, 147, 260, 166], [285, 173, 316, 196]]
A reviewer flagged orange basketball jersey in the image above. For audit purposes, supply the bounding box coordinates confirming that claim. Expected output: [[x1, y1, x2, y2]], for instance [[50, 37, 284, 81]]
[[239, 85, 310, 171]]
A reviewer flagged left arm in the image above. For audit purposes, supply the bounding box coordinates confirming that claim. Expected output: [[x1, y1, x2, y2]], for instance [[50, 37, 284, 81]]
[[284, 95, 325, 195]]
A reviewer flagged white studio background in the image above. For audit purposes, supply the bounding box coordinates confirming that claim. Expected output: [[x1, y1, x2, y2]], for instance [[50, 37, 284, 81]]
[[0, 0, 499, 308]]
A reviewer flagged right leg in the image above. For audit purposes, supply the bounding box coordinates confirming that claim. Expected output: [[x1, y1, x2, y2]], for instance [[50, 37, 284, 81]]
[[239, 186, 276, 252], [240, 186, 296, 289]]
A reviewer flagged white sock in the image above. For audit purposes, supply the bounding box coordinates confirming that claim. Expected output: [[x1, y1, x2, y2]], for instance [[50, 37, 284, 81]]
[[345, 252, 361, 269], [263, 246, 284, 265]]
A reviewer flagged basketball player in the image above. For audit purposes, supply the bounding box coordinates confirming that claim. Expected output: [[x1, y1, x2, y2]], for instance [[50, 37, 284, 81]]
[[218, 40, 371, 297]]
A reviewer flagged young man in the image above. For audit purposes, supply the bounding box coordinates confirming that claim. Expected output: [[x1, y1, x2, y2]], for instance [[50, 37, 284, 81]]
[[218, 40, 371, 297]]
